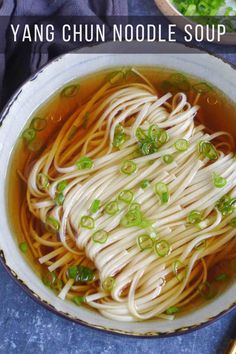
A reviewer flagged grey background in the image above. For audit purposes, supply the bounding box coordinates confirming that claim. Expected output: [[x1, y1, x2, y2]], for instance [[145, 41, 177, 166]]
[[0, 0, 236, 353]]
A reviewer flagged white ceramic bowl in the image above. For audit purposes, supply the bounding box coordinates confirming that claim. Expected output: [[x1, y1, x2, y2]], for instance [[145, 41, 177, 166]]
[[0, 42, 236, 337]]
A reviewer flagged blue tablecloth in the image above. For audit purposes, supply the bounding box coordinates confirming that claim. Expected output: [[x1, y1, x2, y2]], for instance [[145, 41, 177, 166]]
[[0, 0, 235, 353]]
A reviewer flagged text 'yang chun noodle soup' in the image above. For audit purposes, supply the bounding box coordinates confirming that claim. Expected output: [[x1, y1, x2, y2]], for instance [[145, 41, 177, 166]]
[[8, 67, 236, 322]]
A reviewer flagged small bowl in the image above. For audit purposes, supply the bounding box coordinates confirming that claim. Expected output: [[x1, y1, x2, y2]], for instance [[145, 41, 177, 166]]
[[155, 0, 236, 45], [0, 42, 236, 337]]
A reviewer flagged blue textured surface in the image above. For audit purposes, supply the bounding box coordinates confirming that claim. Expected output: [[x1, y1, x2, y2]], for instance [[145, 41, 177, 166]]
[[1, 1, 236, 353]]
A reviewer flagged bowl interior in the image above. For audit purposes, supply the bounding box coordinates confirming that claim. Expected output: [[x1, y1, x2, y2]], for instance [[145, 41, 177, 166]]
[[0, 43, 236, 336]]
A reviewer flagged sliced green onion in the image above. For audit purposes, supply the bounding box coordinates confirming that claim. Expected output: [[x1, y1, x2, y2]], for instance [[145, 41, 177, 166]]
[[128, 204, 151, 229], [118, 190, 134, 204], [187, 210, 203, 224], [154, 240, 170, 257], [155, 182, 169, 204], [197, 2, 209, 15], [52, 278, 63, 292], [137, 235, 154, 251], [198, 281, 216, 300], [113, 134, 126, 148], [61, 84, 79, 97], [90, 199, 100, 214], [198, 141, 218, 160], [105, 201, 119, 215], [157, 129, 169, 146], [28, 138, 44, 152], [28, 138, 42, 151], [76, 156, 94, 170], [212, 173, 227, 188], [192, 82, 212, 94], [68, 266, 78, 279], [224, 7, 234, 16], [120, 160, 137, 175], [169, 73, 190, 91], [140, 179, 150, 189], [30, 117, 47, 131], [141, 142, 156, 156], [129, 203, 141, 212], [136, 125, 168, 155], [46, 216, 60, 232], [36, 173, 49, 190], [121, 209, 142, 228], [102, 276, 116, 292], [76, 266, 94, 283], [173, 260, 186, 282], [177, 79, 190, 92], [22, 128, 36, 142], [216, 195, 236, 216], [166, 306, 180, 315], [148, 124, 161, 141], [42, 271, 57, 287], [107, 71, 125, 85], [151, 128, 169, 148], [113, 124, 126, 148], [229, 217, 236, 228], [198, 140, 205, 152], [215, 273, 229, 282], [114, 124, 124, 136], [19, 242, 28, 253], [80, 216, 94, 230], [174, 139, 190, 152], [73, 296, 85, 306], [161, 80, 172, 91], [54, 192, 65, 206], [68, 265, 94, 283], [57, 180, 68, 192], [136, 127, 147, 142], [162, 154, 174, 164], [170, 73, 186, 84], [70, 266, 94, 283], [173, 0, 225, 16], [92, 230, 108, 244]]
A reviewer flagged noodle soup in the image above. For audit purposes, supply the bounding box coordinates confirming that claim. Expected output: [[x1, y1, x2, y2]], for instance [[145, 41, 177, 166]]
[[7, 67, 236, 322]]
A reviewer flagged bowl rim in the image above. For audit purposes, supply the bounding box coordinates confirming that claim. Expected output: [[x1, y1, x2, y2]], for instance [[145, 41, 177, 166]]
[[0, 42, 236, 337]]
